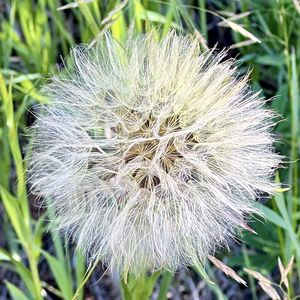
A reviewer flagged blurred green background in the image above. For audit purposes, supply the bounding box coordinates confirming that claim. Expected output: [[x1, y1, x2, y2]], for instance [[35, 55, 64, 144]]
[[0, 0, 299, 299]]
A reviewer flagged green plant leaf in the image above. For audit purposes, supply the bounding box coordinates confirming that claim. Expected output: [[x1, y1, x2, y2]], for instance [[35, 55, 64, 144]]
[[254, 202, 287, 229], [41, 250, 74, 300], [0, 188, 27, 245], [5, 281, 31, 300], [157, 271, 173, 300]]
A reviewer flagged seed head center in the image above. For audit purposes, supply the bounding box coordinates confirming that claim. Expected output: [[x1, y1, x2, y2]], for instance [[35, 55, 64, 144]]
[[124, 115, 183, 190]]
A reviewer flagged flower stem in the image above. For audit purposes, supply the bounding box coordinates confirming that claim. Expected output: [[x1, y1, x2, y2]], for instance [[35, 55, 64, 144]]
[[120, 271, 161, 300]]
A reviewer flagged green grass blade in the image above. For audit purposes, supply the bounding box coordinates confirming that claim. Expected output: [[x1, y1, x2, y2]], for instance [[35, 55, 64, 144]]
[[41, 250, 74, 300], [254, 202, 287, 229], [157, 271, 173, 300], [5, 281, 31, 300]]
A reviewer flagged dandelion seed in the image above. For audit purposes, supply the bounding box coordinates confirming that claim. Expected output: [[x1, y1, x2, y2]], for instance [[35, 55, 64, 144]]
[[27, 31, 281, 274]]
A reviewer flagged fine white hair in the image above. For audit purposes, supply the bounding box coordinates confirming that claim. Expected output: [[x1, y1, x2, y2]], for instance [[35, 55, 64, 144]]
[[27, 31, 281, 275]]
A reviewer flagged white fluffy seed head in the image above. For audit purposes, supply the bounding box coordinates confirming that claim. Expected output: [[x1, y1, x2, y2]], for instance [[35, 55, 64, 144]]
[[27, 31, 281, 275]]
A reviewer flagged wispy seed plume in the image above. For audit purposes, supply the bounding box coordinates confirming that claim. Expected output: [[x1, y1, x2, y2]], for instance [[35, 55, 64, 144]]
[[27, 31, 281, 274]]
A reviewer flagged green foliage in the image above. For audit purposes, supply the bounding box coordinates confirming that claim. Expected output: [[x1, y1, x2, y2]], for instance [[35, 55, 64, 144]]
[[0, 0, 299, 299], [121, 272, 161, 300]]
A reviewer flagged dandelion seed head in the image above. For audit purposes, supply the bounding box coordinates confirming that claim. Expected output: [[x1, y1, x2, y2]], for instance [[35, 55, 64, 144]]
[[28, 32, 281, 274]]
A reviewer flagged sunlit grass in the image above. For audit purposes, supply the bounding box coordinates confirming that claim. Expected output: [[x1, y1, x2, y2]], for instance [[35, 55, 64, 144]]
[[0, 0, 299, 299]]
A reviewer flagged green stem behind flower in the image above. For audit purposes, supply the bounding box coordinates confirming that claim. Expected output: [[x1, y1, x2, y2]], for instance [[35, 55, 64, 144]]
[[120, 271, 161, 300]]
